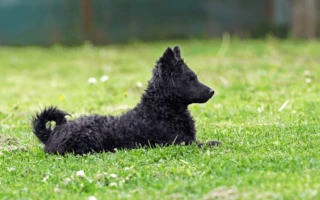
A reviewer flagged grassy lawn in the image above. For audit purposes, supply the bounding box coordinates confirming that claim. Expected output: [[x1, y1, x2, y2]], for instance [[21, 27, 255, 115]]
[[0, 39, 319, 200]]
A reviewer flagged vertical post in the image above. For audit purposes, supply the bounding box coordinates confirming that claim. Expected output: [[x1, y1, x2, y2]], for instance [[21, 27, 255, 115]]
[[266, 0, 274, 24], [81, 0, 94, 41], [292, 0, 318, 38]]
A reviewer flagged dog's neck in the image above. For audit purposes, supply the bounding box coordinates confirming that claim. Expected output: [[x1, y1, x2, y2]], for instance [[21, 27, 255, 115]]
[[139, 85, 188, 117]]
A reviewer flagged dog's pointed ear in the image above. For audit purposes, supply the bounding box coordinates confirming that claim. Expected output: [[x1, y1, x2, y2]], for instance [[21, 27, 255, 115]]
[[155, 47, 177, 78], [173, 45, 181, 59], [160, 47, 175, 63]]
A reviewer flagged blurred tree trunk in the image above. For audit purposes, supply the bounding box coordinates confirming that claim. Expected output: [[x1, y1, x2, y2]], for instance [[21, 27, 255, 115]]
[[291, 0, 318, 38]]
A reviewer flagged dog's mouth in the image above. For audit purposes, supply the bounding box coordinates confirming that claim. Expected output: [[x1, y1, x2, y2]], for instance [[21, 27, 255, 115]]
[[193, 98, 211, 103], [191, 90, 214, 103]]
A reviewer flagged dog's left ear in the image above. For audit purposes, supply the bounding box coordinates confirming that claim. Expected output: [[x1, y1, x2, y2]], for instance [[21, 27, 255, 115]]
[[156, 47, 179, 78], [173, 45, 181, 59], [161, 47, 175, 63], [159, 47, 175, 68]]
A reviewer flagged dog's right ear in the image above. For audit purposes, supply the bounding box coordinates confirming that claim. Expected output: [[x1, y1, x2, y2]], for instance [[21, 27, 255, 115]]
[[173, 46, 181, 59], [154, 47, 176, 79]]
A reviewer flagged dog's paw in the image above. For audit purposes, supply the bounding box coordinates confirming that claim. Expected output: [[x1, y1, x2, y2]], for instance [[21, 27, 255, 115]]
[[206, 140, 222, 147], [197, 140, 221, 147]]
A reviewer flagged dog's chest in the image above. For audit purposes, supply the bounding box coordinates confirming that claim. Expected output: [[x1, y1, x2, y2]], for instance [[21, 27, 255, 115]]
[[156, 113, 195, 137]]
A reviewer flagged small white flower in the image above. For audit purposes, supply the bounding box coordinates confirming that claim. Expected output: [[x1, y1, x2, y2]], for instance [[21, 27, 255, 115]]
[[88, 196, 97, 200], [76, 170, 86, 178], [64, 177, 72, 184], [88, 77, 97, 84], [54, 187, 60, 193], [124, 167, 131, 171], [136, 82, 143, 88], [109, 173, 117, 178], [1, 124, 10, 129], [100, 75, 109, 82], [8, 167, 16, 171], [258, 104, 264, 113], [305, 78, 312, 84], [43, 175, 49, 182], [109, 182, 117, 187], [65, 177, 72, 182]]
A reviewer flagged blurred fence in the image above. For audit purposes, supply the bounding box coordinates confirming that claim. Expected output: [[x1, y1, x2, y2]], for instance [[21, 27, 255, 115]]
[[0, 0, 290, 46]]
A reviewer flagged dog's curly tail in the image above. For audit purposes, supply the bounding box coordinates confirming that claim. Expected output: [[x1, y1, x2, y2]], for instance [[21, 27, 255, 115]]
[[32, 106, 70, 144]]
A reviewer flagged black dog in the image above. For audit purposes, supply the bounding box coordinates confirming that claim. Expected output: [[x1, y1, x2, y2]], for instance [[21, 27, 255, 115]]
[[32, 46, 220, 155]]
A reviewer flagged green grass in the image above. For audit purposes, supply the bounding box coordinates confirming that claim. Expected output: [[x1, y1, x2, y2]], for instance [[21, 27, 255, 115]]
[[0, 39, 319, 200]]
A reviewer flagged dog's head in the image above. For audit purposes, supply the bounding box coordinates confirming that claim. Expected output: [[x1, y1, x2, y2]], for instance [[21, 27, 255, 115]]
[[152, 46, 214, 104]]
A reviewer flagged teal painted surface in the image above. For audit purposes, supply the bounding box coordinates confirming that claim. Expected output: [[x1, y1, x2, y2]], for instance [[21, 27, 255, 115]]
[[0, 0, 82, 45], [274, 0, 290, 25], [0, 0, 269, 46]]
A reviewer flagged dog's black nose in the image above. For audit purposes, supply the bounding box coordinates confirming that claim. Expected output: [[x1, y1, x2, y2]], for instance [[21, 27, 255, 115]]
[[209, 89, 215, 96]]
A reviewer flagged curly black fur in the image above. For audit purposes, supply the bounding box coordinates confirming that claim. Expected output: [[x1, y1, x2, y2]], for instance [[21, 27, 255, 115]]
[[32, 46, 220, 155]]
